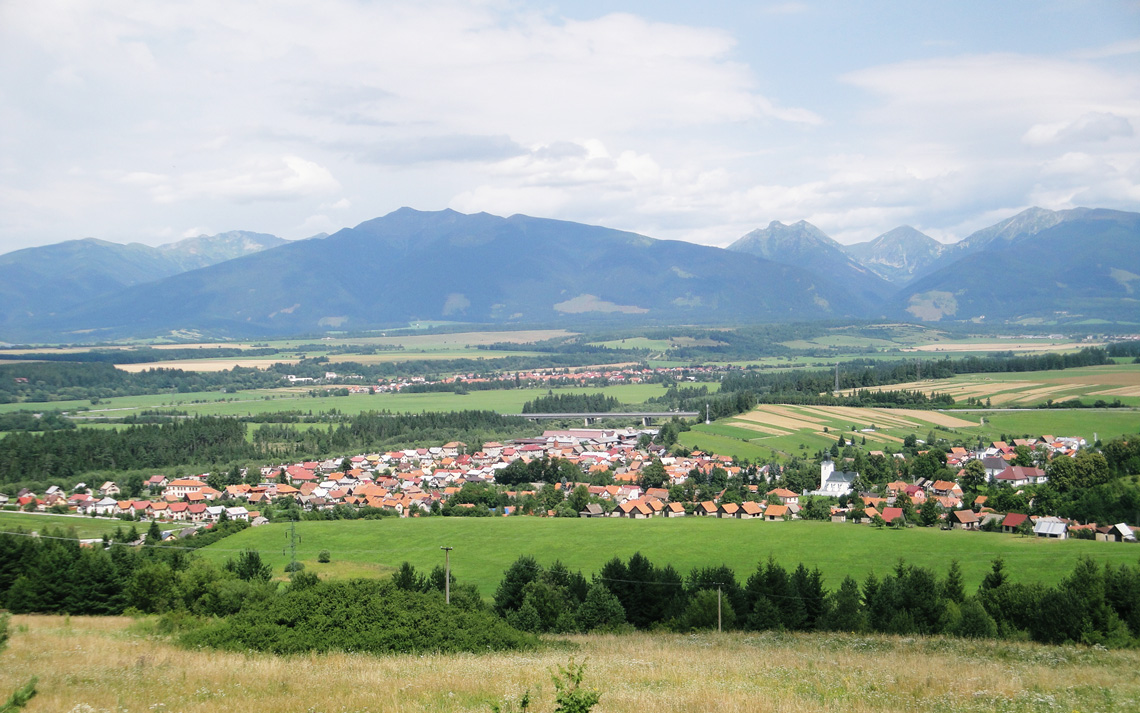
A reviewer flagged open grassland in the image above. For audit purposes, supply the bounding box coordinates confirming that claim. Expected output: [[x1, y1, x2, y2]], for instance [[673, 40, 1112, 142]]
[[0, 511, 130, 538], [903, 340, 1104, 353], [0, 384, 680, 422], [199, 519, 1140, 598], [838, 363, 1140, 407], [4, 616, 1138, 713], [973, 409, 1140, 443]]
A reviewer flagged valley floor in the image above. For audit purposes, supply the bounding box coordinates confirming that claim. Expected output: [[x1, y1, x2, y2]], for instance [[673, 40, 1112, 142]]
[[2, 615, 1138, 713]]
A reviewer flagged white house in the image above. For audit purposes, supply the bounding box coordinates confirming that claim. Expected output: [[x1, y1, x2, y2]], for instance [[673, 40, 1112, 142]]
[[994, 466, 1048, 487]]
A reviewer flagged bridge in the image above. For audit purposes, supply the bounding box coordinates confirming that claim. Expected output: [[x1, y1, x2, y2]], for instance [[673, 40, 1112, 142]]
[[506, 411, 700, 427]]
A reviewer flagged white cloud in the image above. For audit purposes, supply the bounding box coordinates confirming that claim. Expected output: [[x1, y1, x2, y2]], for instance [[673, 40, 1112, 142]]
[[121, 156, 340, 204], [1023, 112, 1134, 146], [0, 1, 1136, 254]]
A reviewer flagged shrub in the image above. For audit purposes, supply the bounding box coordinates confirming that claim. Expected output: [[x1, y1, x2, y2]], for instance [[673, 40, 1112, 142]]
[[181, 579, 537, 655], [317, 549, 331, 563]]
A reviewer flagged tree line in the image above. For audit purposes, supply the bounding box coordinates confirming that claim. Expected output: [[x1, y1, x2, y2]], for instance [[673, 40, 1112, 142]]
[[659, 346, 1115, 418], [0, 410, 534, 486], [521, 392, 621, 414], [491, 551, 1140, 647], [5, 526, 1140, 650]]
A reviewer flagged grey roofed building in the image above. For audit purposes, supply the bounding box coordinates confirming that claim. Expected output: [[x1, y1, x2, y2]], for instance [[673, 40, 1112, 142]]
[[1033, 518, 1068, 539], [579, 503, 606, 518], [980, 457, 1010, 478]]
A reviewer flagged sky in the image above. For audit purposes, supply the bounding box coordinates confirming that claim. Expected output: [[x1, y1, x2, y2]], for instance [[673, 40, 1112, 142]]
[[1, 0, 1138, 254]]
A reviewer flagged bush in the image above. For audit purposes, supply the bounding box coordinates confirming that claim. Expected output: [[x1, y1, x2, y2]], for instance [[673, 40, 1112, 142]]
[[317, 549, 331, 563], [284, 561, 305, 573], [0, 612, 9, 652], [180, 579, 537, 655]]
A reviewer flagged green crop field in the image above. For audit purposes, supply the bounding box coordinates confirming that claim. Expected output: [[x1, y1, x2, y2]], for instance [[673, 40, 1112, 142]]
[[676, 430, 775, 462], [0, 511, 130, 538], [200, 518, 1139, 598], [969, 409, 1140, 443], [0, 383, 684, 422]]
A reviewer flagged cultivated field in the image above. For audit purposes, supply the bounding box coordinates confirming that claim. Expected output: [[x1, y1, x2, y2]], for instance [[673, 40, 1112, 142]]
[[684, 400, 1140, 459], [837, 363, 1140, 407], [3, 616, 1138, 713], [198, 519, 1140, 598]]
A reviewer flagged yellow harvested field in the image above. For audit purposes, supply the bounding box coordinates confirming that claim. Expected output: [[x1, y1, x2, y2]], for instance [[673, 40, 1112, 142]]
[[883, 408, 976, 428], [763, 405, 828, 423], [7, 615, 1138, 713], [1008, 386, 1085, 403], [116, 358, 297, 372], [1090, 386, 1140, 398], [735, 411, 821, 431], [903, 341, 1102, 352], [725, 420, 791, 436], [793, 405, 917, 428]]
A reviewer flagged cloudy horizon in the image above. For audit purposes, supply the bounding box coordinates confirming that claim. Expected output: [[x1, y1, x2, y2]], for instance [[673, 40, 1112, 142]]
[[1, 0, 1137, 253]]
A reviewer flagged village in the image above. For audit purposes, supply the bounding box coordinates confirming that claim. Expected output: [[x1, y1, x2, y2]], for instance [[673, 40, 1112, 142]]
[[4, 424, 1133, 545]]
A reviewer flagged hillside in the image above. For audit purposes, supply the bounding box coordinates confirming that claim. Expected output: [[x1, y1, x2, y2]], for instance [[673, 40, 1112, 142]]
[[895, 208, 1140, 321], [0, 231, 286, 337], [24, 209, 880, 340]]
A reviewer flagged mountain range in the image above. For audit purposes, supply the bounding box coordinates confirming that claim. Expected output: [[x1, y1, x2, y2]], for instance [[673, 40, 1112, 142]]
[[1, 206, 1136, 341], [0, 231, 285, 334]]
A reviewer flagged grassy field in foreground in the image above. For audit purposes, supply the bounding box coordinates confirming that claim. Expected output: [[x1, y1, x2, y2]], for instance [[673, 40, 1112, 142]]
[[0, 511, 129, 538], [200, 519, 1140, 598], [3, 615, 1138, 713]]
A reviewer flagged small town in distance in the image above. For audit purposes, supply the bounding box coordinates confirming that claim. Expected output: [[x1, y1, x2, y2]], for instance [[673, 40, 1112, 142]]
[[14, 424, 1129, 545]]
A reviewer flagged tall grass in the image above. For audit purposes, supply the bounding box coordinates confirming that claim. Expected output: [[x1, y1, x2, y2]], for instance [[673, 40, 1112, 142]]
[[1, 615, 1137, 712]]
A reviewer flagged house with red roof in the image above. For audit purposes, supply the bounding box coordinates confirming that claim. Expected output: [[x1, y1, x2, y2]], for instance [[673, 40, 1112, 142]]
[[994, 466, 1047, 487], [1001, 512, 1030, 533], [764, 504, 788, 521]]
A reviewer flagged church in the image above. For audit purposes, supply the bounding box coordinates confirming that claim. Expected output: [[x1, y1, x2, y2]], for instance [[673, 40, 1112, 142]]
[[806, 459, 857, 497]]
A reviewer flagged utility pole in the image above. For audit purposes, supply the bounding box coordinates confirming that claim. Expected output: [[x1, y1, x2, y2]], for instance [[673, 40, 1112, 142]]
[[284, 517, 300, 575], [705, 403, 710, 425], [717, 584, 722, 633], [834, 363, 839, 394], [440, 546, 454, 604]]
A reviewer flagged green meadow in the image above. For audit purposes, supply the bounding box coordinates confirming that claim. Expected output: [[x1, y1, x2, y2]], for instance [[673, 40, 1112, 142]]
[[0, 383, 687, 420], [200, 518, 1140, 598], [0, 511, 130, 538]]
